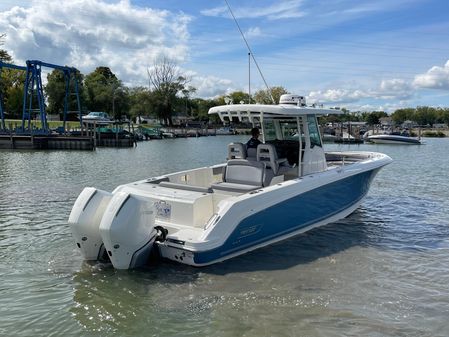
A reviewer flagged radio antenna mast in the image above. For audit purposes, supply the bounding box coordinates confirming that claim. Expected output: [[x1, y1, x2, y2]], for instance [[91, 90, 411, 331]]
[[224, 0, 275, 104]]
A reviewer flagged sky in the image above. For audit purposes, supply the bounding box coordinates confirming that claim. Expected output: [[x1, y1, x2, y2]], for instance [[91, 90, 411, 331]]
[[1, 0, 449, 112]]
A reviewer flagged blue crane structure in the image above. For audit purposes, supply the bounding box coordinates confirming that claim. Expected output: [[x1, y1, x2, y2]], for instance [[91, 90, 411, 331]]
[[0, 59, 82, 133]]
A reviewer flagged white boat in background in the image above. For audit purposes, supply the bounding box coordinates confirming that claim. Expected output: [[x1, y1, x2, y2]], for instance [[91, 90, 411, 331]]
[[322, 133, 337, 142], [216, 126, 236, 135], [365, 130, 422, 145], [81, 111, 112, 125], [69, 94, 392, 270]]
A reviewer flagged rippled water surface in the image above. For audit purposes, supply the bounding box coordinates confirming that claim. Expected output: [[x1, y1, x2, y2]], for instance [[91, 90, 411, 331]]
[[1, 136, 448, 337]]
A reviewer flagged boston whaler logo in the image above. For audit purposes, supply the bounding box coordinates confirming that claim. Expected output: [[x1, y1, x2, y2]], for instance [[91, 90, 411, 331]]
[[238, 224, 262, 238], [155, 200, 171, 219], [231, 223, 264, 247]]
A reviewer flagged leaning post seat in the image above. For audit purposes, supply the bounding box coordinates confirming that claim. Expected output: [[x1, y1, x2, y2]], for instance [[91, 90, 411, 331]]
[[256, 143, 288, 175], [211, 159, 266, 193], [227, 142, 247, 159]]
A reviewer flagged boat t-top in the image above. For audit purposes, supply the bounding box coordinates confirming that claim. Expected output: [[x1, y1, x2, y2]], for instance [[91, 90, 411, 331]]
[[69, 94, 392, 270]]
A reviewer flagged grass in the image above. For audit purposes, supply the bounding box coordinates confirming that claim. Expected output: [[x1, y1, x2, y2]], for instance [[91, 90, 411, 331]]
[[3, 119, 86, 130]]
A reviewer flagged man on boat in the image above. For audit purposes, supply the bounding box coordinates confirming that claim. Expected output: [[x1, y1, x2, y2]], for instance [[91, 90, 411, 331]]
[[246, 127, 261, 150]]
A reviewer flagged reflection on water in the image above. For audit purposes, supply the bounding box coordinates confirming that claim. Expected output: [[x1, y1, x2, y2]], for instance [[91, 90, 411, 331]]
[[1, 137, 449, 336]]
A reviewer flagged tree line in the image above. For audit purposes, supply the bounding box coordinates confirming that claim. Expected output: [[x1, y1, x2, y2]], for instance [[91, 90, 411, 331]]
[[321, 107, 449, 127], [1, 35, 448, 127]]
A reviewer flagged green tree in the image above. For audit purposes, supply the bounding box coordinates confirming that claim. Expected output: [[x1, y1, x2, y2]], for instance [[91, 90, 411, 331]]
[[147, 58, 190, 125], [0, 33, 20, 119], [128, 86, 152, 120], [84, 67, 124, 117], [181, 86, 197, 115], [436, 108, 449, 125], [1, 68, 25, 119], [363, 111, 387, 125], [45, 69, 85, 116], [0, 33, 12, 62], [4, 78, 24, 119], [190, 97, 220, 122], [414, 106, 436, 126], [391, 108, 415, 125], [253, 86, 289, 104], [220, 91, 251, 105]]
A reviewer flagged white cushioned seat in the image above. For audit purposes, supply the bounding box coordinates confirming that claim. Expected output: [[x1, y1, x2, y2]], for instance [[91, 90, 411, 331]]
[[227, 142, 247, 159], [211, 159, 265, 193], [257, 143, 287, 175]]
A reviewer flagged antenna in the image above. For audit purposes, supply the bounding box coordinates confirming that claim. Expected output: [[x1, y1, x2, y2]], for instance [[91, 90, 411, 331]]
[[224, 0, 275, 104], [248, 52, 251, 104]]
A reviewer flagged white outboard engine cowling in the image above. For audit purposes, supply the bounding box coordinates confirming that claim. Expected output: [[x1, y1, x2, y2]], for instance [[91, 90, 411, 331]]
[[99, 192, 157, 270], [68, 187, 113, 260]]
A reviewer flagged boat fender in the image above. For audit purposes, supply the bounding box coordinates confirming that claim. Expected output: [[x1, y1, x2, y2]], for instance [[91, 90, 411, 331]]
[[154, 226, 168, 242]]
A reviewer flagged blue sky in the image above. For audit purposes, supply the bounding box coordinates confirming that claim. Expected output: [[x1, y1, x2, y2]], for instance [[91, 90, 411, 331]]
[[1, 0, 449, 112]]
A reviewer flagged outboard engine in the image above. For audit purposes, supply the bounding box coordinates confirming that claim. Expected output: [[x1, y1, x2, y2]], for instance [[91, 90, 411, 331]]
[[68, 187, 113, 260], [99, 192, 158, 269]]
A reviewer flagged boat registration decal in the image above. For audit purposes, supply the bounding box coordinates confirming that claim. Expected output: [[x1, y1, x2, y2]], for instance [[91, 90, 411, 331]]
[[155, 200, 171, 219]]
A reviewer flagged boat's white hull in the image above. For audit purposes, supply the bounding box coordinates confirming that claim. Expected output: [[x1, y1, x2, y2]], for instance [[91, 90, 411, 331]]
[[158, 196, 364, 266], [367, 134, 421, 145], [156, 155, 387, 266]]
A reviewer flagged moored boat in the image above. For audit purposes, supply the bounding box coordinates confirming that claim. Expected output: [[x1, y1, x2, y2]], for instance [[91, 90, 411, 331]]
[[80, 111, 112, 125], [216, 126, 236, 135], [365, 131, 422, 145], [68, 94, 392, 270]]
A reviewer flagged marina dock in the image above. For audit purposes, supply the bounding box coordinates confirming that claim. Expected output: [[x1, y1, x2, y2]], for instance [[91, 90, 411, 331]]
[[0, 132, 135, 150]]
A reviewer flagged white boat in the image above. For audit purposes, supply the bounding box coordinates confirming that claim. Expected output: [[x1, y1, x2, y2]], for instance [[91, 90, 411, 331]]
[[68, 94, 392, 270], [161, 131, 175, 138], [365, 132, 422, 145], [216, 126, 236, 135], [81, 111, 112, 125]]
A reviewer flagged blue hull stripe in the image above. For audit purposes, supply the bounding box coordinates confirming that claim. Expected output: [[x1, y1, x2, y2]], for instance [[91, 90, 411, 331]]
[[193, 169, 379, 265]]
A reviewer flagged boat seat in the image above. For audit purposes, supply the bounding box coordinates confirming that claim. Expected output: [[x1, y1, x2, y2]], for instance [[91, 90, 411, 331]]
[[210, 181, 261, 193], [257, 143, 287, 175], [158, 181, 213, 193], [211, 159, 265, 193], [227, 142, 247, 159], [247, 147, 257, 160]]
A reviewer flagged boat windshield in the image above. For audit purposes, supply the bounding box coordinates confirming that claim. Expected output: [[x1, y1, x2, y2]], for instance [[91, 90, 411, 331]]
[[307, 115, 322, 148], [263, 119, 299, 142]]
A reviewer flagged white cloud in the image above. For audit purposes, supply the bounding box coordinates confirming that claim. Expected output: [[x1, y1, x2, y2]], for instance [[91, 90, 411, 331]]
[[377, 78, 413, 100], [307, 77, 415, 108], [413, 60, 449, 90], [307, 88, 369, 104], [191, 74, 236, 98], [0, 0, 191, 86], [201, 0, 305, 20], [245, 27, 262, 38]]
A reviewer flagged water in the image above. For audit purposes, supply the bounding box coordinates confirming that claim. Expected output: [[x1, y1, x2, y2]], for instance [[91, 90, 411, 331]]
[[1, 136, 448, 337]]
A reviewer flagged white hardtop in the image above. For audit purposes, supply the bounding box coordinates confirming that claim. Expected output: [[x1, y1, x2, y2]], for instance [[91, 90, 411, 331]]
[[209, 104, 341, 122], [209, 94, 342, 122]]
